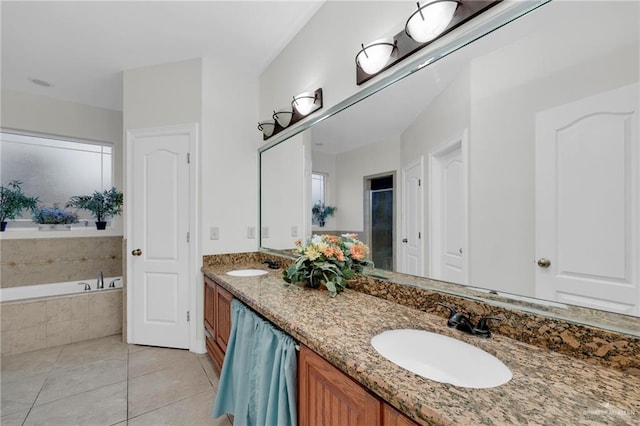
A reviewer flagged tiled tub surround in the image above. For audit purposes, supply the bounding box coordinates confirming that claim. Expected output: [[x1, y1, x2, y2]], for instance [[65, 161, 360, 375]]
[[202, 256, 640, 425], [204, 253, 640, 376], [1, 288, 122, 356], [0, 236, 122, 288]]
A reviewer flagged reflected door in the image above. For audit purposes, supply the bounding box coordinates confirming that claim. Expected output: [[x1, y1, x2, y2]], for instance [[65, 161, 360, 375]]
[[129, 126, 192, 348], [401, 159, 423, 275], [535, 83, 639, 315], [429, 132, 468, 284]]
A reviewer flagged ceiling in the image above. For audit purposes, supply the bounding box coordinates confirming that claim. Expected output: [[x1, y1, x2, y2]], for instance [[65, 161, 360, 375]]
[[1, 1, 324, 111]]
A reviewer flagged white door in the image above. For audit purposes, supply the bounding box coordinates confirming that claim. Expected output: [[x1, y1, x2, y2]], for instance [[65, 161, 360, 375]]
[[401, 159, 423, 276], [535, 83, 639, 315], [127, 126, 193, 348], [429, 131, 468, 284]]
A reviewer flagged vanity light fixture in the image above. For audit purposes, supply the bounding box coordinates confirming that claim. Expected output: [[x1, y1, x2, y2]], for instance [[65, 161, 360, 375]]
[[355, 38, 397, 75], [355, 0, 500, 85], [257, 120, 276, 138], [405, 0, 460, 43], [258, 88, 323, 141], [273, 108, 293, 128], [292, 91, 321, 116]]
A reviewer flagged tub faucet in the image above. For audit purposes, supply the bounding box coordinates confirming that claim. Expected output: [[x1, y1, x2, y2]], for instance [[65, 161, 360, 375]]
[[109, 278, 121, 288], [78, 282, 91, 291], [97, 271, 104, 289]]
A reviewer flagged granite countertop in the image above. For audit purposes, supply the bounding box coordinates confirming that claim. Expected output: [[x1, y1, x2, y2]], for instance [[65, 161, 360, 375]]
[[202, 263, 640, 425]]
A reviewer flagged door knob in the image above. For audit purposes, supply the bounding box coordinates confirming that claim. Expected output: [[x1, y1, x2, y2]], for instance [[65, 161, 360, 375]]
[[402, 238, 408, 243], [537, 258, 551, 268], [131, 249, 142, 256]]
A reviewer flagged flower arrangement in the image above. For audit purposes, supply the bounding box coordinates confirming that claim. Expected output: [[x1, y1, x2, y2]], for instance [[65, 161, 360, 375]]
[[283, 233, 373, 296], [312, 202, 336, 227], [33, 205, 79, 225]]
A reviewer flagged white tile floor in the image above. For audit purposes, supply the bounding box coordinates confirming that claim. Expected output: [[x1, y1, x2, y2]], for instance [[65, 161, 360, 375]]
[[1, 335, 232, 425]]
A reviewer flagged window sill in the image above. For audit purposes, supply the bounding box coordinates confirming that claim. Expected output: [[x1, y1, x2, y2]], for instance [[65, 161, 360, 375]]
[[0, 228, 123, 239]]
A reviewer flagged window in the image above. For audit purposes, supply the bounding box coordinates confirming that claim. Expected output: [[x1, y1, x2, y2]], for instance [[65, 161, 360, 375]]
[[1, 131, 113, 227], [311, 172, 327, 225]]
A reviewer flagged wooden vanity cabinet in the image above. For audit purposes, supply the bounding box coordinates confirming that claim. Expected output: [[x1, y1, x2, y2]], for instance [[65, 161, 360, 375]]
[[204, 276, 233, 371], [298, 345, 418, 426]]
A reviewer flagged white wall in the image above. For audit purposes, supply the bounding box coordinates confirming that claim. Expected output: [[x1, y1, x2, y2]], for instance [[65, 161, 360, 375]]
[[200, 57, 259, 255], [334, 136, 401, 232], [261, 134, 305, 249]]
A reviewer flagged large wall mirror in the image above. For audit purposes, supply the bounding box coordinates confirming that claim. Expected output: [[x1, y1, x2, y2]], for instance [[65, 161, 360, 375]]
[[260, 0, 640, 335]]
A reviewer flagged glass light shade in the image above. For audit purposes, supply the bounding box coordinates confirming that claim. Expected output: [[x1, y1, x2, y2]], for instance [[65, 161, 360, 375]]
[[273, 108, 293, 128], [257, 120, 276, 137], [291, 92, 318, 116], [356, 38, 396, 75], [405, 0, 458, 43]]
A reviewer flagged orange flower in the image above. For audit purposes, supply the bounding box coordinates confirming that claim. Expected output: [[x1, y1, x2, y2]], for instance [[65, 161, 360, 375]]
[[350, 244, 366, 260], [323, 246, 335, 258], [335, 248, 345, 261], [326, 235, 340, 244]]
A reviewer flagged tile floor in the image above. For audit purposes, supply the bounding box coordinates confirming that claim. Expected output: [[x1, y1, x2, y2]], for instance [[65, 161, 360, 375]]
[[1, 334, 232, 425]]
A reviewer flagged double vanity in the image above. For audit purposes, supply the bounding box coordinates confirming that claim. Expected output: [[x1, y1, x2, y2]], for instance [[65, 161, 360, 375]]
[[203, 253, 639, 425]]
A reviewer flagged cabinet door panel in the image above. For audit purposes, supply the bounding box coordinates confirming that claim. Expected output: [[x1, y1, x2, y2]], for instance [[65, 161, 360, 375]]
[[204, 278, 215, 332], [214, 284, 233, 353], [299, 345, 381, 426]]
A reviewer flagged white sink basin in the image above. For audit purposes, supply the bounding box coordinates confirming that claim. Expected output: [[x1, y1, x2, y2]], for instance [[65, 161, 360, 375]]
[[226, 269, 268, 277], [371, 329, 512, 388]]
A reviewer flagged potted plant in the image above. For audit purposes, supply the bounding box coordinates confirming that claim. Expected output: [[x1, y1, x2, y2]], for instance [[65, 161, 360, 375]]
[[33, 205, 79, 230], [312, 202, 337, 227], [67, 187, 123, 230], [0, 180, 39, 232]]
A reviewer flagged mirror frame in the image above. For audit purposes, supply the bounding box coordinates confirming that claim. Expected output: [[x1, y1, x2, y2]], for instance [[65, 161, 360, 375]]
[[258, 0, 640, 338]]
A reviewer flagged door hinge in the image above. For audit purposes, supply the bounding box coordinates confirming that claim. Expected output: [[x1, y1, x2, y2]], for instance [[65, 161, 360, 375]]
[[418, 179, 421, 186], [419, 232, 422, 239], [187, 153, 190, 164], [187, 232, 190, 243], [187, 310, 190, 322]]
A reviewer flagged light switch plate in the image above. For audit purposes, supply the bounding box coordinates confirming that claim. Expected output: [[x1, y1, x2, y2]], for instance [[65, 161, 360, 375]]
[[291, 226, 298, 237], [247, 226, 255, 239], [210, 227, 219, 240], [262, 226, 270, 238]]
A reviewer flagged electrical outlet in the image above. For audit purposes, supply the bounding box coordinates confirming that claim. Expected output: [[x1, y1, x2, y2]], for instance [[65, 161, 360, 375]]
[[247, 226, 255, 239], [210, 227, 219, 240], [291, 226, 298, 237], [262, 226, 270, 238]]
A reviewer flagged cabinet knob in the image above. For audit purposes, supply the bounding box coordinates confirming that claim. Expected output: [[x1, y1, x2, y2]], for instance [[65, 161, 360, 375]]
[[131, 248, 142, 256]]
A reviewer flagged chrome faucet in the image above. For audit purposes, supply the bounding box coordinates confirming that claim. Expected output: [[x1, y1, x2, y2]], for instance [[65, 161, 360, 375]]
[[97, 271, 104, 289], [108, 278, 121, 288], [78, 282, 91, 291]]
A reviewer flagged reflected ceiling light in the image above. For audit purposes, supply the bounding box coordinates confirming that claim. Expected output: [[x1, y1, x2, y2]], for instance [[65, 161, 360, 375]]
[[355, 38, 397, 75], [257, 120, 276, 138], [272, 108, 293, 128], [292, 91, 320, 116], [405, 0, 460, 43]]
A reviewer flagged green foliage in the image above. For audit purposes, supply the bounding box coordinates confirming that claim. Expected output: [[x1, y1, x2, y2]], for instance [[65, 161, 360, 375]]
[[67, 187, 123, 222], [0, 180, 39, 223], [33, 206, 78, 224], [312, 203, 337, 223]]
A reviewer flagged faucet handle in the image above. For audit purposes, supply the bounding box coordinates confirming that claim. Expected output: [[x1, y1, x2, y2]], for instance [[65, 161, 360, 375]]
[[473, 317, 503, 338], [436, 303, 466, 328]]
